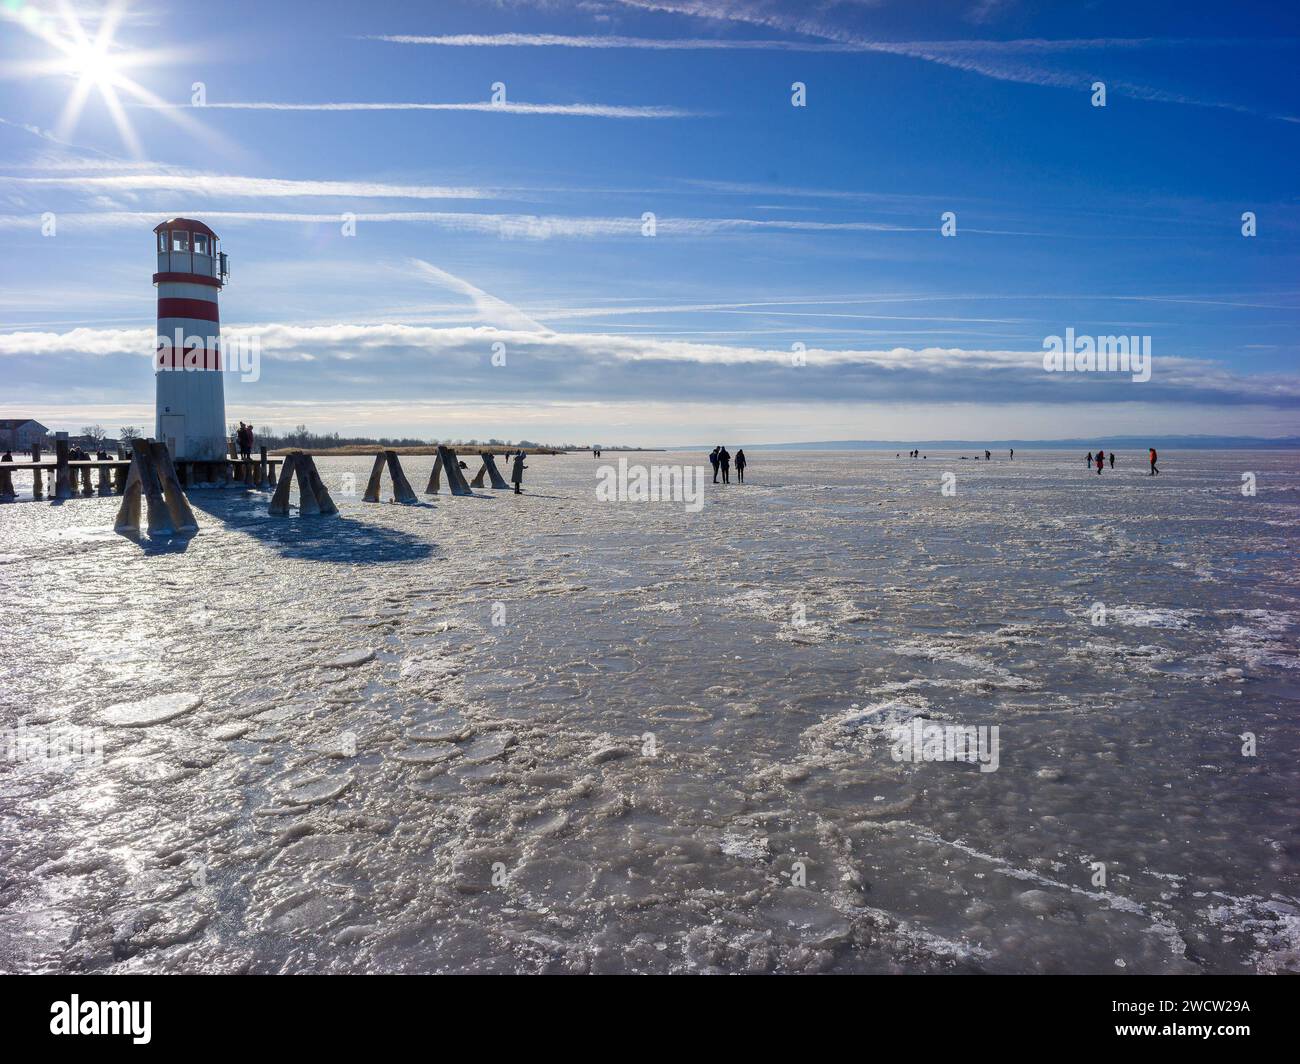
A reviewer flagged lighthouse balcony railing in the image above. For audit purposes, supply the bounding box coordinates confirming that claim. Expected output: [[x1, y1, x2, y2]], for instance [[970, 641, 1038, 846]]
[[156, 250, 227, 281]]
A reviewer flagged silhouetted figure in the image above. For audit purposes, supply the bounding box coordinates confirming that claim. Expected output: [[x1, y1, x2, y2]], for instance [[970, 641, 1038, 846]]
[[709, 447, 720, 483], [1086, 452, 1093, 466], [1148, 447, 1159, 476], [719, 446, 731, 484], [1009, 448, 1014, 460], [511, 451, 527, 494], [735, 449, 747, 483], [1095, 450, 1105, 474], [985, 450, 991, 461], [1108, 452, 1115, 469]]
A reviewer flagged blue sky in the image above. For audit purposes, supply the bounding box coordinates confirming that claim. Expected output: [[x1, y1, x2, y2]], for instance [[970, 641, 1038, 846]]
[[1, 0, 1297, 445]]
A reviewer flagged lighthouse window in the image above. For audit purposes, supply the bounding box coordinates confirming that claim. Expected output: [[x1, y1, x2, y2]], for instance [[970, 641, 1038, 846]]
[[171, 230, 190, 252], [157, 231, 168, 252], [193, 233, 209, 255]]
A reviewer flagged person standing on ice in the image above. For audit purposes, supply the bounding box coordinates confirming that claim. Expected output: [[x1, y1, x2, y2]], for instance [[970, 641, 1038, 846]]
[[1148, 447, 1159, 475], [735, 449, 747, 483], [1009, 448, 1014, 460], [709, 447, 720, 483], [1086, 452, 1093, 467], [511, 451, 527, 494], [718, 446, 731, 484], [1095, 450, 1105, 474], [1109, 452, 1115, 469]]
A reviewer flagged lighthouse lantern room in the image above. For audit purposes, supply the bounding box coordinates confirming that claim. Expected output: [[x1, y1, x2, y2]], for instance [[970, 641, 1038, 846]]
[[153, 218, 230, 462]]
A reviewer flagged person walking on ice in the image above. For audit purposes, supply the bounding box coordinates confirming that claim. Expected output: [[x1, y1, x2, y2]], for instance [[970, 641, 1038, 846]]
[[511, 451, 527, 494], [1095, 450, 1105, 474], [1148, 447, 1159, 476]]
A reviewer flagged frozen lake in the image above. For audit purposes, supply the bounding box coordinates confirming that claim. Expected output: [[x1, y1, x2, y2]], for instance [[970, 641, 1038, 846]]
[[1, 449, 1297, 973]]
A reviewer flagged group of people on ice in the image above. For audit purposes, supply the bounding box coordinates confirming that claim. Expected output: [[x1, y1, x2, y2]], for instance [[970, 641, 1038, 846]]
[[708, 446, 747, 484], [1086, 448, 1159, 475]]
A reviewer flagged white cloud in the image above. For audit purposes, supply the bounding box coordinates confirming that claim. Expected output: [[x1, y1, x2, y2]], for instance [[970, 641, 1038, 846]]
[[138, 100, 700, 118], [1, 173, 486, 199], [0, 209, 923, 238], [1, 321, 1293, 404], [408, 259, 548, 332]]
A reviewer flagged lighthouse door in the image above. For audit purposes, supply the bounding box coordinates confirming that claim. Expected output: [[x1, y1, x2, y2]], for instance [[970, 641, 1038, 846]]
[[160, 414, 185, 458]]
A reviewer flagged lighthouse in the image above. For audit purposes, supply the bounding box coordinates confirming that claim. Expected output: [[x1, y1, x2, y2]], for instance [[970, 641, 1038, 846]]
[[153, 218, 229, 461]]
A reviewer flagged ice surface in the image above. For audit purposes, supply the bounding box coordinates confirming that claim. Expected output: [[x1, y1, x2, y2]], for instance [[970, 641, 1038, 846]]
[[101, 693, 202, 727], [1, 449, 1296, 973]]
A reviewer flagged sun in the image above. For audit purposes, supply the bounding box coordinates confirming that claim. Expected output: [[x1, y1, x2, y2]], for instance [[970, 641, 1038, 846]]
[[64, 35, 127, 91], [1, 0, 208, 156]]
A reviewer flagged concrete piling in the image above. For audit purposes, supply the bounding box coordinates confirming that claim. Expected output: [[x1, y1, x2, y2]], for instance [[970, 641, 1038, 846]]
[[268, 453, 299, 516], [365, 450, 418, 503], [303, 455, 339, 515], [427, 445, 472, 496], [54, 439, 74, 500], [269, 451, 337, 517], [471, 452, 509, 490], [113, 439, 198, 537], [96, 453, 114, 496], [30, 445, 43, 500], [295, 457, 321, 516], [151, 441, 199, 534]]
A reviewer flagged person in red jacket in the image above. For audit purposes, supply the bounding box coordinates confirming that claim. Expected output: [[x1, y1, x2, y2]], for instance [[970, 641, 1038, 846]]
[[1148, 447, 1159, 476]]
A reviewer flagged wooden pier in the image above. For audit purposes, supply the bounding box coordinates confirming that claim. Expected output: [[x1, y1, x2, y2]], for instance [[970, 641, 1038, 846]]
[[0, 439, 281, 500]]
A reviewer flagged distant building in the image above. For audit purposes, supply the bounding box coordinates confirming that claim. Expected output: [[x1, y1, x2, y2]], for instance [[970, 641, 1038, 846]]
[[0, 419, 50, 450], [68, 434, 119, 452]]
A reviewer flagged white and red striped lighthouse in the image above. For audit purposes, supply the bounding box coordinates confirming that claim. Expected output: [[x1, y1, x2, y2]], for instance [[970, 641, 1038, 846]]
[[153, 218, 230, 461]]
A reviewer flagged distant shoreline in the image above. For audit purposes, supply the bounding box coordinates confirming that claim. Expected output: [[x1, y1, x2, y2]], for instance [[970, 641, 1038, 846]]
[[685, 437, 1300, 452], [272, 445, 667, 457]]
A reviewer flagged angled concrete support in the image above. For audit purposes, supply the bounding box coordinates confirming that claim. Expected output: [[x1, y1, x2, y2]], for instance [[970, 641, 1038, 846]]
[[295, 456, 321, 516], [113, 460, 141, 535], [268, 452, 338, 516], [475, 452, 509, 489], [139, 439, 173, 536], [364, 450, 418, 503], [151, 441, 199, 535], [268, 453, 299, 515], [386, 451, 418, 503], [363, 452, 386, 502], [113, 439, 174, 536], [302, 455, 339, 515], [432, 445, 473, 496]]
